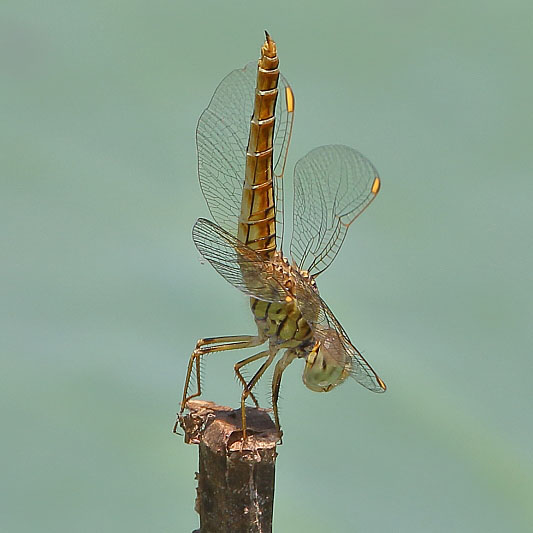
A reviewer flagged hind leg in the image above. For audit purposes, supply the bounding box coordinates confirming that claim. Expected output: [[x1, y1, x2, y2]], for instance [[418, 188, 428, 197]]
[[180, 335, 264, 411]]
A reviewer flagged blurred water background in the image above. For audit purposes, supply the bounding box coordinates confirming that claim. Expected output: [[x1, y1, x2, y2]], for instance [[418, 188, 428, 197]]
[[2, 1, 532, 531]]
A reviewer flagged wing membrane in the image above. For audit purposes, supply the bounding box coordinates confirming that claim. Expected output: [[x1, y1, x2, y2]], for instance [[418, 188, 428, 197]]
[[288, 270, 385, 393], [290, 145, 380, 276], [196, 62, 294, 247], [192, 218, 289, 303], [314, 298, 386, 392]]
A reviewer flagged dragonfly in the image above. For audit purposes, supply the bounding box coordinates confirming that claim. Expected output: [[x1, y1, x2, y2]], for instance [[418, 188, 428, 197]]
[[180, 32, 386, 440]]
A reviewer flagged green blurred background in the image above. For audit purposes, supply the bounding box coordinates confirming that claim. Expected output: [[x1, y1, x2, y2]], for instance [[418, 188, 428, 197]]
[[2, 1, 532, 531]]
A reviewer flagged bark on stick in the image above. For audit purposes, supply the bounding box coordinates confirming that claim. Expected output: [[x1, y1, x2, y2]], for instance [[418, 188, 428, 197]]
[[176, 400, 279, 533]]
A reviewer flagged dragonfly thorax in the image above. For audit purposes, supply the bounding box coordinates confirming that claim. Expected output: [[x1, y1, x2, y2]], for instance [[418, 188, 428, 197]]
[[251, 295, 313, 347], [250, 253, 319, 347], [270, 250, 318, 296]]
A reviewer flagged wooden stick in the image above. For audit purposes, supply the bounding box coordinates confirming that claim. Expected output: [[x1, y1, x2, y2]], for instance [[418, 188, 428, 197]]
[[176, 400, 279, 533]]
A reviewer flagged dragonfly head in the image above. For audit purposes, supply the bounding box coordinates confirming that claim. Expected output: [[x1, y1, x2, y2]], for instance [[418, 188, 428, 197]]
[[303, 338, 350, 393]]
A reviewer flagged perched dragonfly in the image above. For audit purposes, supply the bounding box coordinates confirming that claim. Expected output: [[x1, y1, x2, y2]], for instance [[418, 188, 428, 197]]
[[180, 32, 385, 440]]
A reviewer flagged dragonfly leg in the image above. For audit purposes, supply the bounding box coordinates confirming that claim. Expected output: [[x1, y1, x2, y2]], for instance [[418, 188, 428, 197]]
[[181, 335, 264, 411], [271, 350, 298, 441], [241, 349, 278, 439], [234, 351, 271, 408]]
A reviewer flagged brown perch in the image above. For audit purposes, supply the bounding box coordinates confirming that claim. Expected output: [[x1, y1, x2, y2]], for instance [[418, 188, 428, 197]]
[[176, 400, 279, 533]]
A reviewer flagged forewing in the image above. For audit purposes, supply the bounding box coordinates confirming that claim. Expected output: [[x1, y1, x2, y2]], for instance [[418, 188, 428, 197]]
[[192, 218, 289, 303], [196, 62, 294, 246], [315, 298, 386, 392], [290, 275, 386, 393], [290, 145, 380, 276]]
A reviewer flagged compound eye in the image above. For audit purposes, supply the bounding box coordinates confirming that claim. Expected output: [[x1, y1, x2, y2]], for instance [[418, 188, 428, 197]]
[[302, 345, 348, 392]]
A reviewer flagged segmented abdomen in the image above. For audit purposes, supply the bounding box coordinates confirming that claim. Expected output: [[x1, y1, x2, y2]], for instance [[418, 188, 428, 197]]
[[237, 33, 279, 259]]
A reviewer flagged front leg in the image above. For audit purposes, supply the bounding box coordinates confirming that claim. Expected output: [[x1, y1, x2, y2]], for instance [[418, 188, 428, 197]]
[[271, 349, 298, 441]]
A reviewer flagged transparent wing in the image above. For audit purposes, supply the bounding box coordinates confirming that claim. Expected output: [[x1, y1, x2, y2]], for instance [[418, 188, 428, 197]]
[[290, 145, 380, 276], [272, 71, 294, 250], [192, 218, 289, 303], [196, 61, 294, 247], [289, 273, 386, 393], [314, 298, 386, 392]]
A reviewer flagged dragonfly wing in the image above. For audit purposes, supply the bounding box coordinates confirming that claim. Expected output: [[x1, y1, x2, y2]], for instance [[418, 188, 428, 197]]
[[196, 62, 294, 246], [271, 72, 294, 249], [315, 297, 386, 392], [290, 275, 386, 393], [192, 218, 289, 303], [290, 145, 380, 276]]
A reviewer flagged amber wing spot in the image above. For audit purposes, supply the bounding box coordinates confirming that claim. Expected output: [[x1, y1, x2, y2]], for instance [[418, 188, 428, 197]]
[[371, 176, 381, 195], [285, 86, 295, 113]]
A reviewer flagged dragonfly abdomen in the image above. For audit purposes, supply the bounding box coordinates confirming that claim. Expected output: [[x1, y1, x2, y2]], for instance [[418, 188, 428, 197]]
[[238, 33, 279, 259]]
